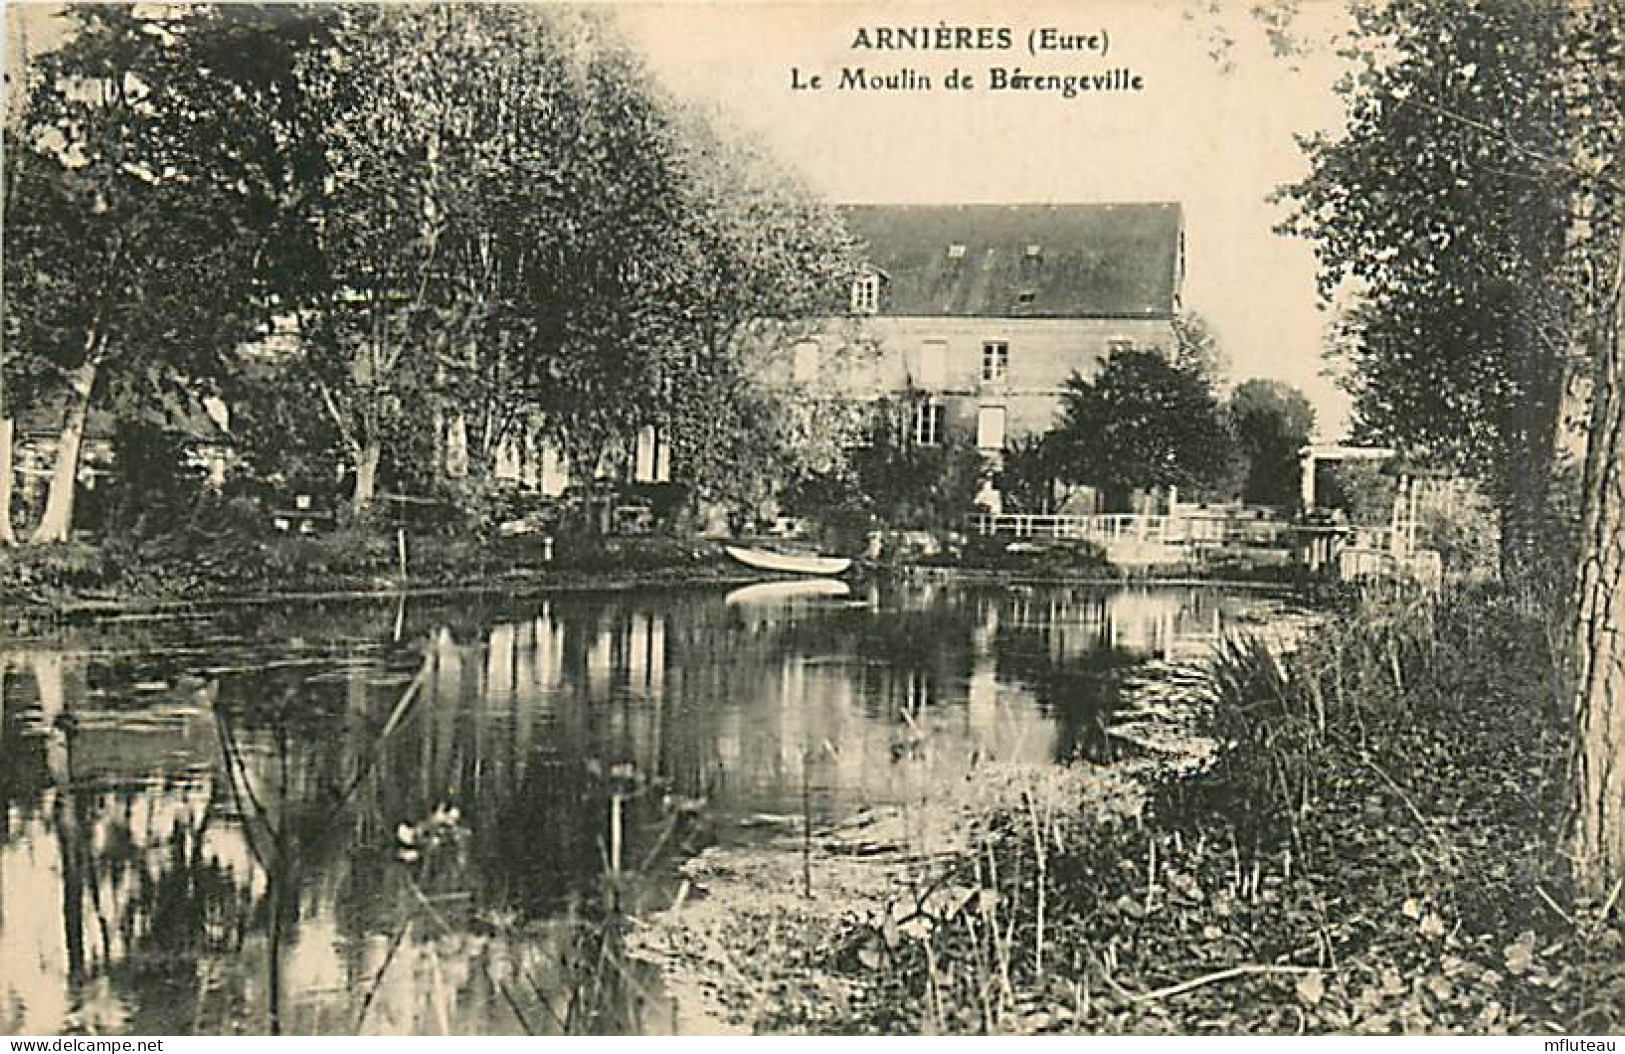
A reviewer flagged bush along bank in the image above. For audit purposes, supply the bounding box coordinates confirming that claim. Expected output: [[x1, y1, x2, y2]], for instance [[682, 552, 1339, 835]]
[[734, 585, 1624, 1034], [0, 526, 743, 622]]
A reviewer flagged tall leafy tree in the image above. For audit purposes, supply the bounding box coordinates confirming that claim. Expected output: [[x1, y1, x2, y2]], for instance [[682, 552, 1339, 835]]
[[289, 5, 717, 510], [290, 3, 478, 511], [0, 6, 37, 545], [9, 4, 862, 525], [1279, 0, 1623, 577], [1273, 0, 1625, 898], [1570, 214, 1625, 899], [5, 4, 317, 541], [1050, 348, 1235, 509], [651, 125, 860, 511], [1562, 0, 1625, 900], [1171, 310, 1228, 386], [1228, 378, 1316, 507], [428, 10, 700, 485]]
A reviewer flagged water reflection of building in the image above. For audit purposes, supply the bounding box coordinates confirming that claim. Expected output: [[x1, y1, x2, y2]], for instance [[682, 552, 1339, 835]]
[[1000, 586, 1234, 662]]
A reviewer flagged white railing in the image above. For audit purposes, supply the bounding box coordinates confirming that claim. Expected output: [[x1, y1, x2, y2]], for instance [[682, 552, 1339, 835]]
[[969, 510, 1440, 584], [968, 511, 1294, 547]]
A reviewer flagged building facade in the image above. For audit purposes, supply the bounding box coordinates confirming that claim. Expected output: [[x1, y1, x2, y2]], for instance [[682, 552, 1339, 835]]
[[494, 202, 1185, 507], [772, 202, 1186, 454]]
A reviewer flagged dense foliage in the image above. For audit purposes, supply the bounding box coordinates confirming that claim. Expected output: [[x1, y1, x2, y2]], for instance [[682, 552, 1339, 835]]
[[1278, 0, 1625, 571], [1228, 379, 1315, 507], [1278, 0, 1625, 893], [781, 395, 987, 540], [994, 433, 1063, 514], [4, 5, 312, 539], [3, 3, 858, 536], [775, 588, 1624, 1034], [1049, 348, 1236, 508]]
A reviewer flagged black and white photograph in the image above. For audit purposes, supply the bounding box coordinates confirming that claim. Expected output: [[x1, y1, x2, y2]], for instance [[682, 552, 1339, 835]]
[[1, 0, 1623, 1038]]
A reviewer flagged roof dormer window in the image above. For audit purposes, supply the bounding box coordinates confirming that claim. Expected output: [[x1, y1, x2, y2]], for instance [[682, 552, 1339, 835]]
[[851, 273, 880, 315]]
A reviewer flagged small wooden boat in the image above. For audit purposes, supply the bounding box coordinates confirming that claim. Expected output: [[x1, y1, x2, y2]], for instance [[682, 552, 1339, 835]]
[[724, 544, 852, 576]]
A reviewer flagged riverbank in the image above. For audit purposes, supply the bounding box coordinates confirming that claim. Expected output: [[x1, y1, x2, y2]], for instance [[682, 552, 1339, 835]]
[[626, 762, 1169, 1033], [0, 531, 747, 628], [624, 624, 1294, 1032], [629, 584, 1625, 1034], [0, 528, 1301, 630]]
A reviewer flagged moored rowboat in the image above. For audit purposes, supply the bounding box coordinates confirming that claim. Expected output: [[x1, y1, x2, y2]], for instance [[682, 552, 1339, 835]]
[[724, 545, 852, 576]]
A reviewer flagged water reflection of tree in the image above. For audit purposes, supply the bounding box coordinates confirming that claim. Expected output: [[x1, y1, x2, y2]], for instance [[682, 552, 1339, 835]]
[[107, 806, 258, 1035], [215, 629, 672, 1035], [2, 604, 690, 1035], [992, 589, 1124, 763], [986, 587, 1220, 763], [0, 653, 51, 813], [0, 649, 266, 1034], [993, 640, 1142, 763]]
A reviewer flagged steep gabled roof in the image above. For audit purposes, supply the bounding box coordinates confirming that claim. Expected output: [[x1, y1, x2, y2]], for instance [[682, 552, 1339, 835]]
[[840, 202, 1183, 319]]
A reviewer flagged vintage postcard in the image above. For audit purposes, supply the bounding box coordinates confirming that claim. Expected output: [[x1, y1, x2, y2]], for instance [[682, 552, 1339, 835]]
[[3, 0, 1622, 1040]]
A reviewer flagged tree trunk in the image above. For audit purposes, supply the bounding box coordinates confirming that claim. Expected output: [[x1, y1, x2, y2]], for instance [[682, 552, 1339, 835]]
[[31, 356, 100, 544], [1567, 229, 1625, 900], [1496, 338, 1569, 590], [352, 440, 381, 515], [0, 416, 16, 545]]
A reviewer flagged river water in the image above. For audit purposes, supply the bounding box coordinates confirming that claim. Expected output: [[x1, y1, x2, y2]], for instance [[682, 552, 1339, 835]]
[[0, 580, 1281, 1035]]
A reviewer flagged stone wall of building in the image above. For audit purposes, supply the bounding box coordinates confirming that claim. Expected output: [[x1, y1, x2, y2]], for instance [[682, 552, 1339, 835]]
[[768, 314, 1178, 446]]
